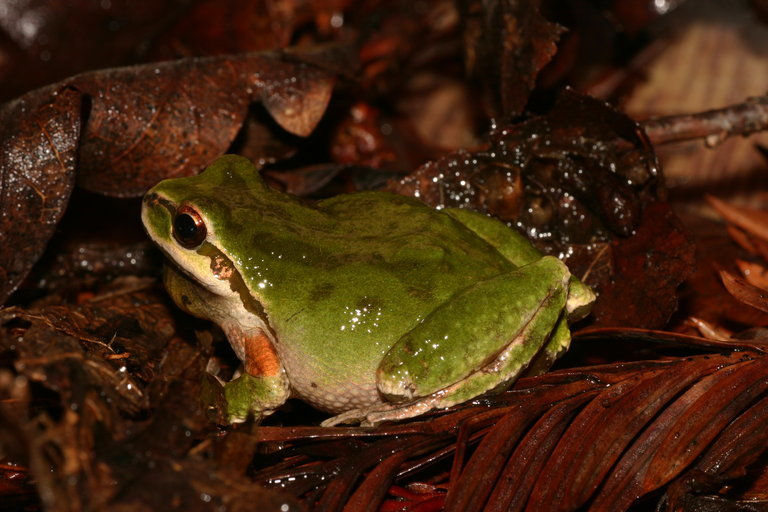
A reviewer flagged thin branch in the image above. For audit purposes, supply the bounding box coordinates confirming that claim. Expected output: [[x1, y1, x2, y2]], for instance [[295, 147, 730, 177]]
[[641, 94, 768, 147]]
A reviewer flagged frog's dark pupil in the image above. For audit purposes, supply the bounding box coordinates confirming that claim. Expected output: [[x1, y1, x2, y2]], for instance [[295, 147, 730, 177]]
[[175, 214, 198, 240]]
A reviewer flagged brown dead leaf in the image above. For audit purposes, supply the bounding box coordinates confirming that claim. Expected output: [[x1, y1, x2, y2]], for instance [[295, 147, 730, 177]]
[[0, 87, 82, 305], [708, 195, 768, 243], [461, 0, 564, 119], [147, 0, 300, 60], [0, 1, 191, 102], [389, 90, 661, 249], [590, 355, 768, 510], [244, 351, 768, 511], [71, 50, 339, 197], [591, 201, 696, 328], [736, 259, 768, 291], [719, 269, 768, 314], [0, 49, 345, 307], [0, 1, 343, 104]]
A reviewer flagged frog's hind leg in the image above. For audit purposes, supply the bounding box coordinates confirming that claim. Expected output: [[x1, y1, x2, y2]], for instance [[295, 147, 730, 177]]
[[321, 256, 570, 427], [444, 208, 594, 321], [521, 315, 570, 377]]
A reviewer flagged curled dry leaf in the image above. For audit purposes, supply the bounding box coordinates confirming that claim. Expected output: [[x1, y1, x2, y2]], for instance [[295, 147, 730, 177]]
[[461, 0, 564, 119], [1, 48, 342, 200], [71, 50, 339, 196], [719, 269, 768, 314], [0, 87, 82, 305]]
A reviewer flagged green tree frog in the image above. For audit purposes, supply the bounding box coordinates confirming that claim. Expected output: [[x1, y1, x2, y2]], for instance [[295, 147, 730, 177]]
[[142, 155, 595, 426]]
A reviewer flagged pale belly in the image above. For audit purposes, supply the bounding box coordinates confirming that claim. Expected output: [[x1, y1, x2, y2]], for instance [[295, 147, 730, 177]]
[[278, 341, 386, 413]]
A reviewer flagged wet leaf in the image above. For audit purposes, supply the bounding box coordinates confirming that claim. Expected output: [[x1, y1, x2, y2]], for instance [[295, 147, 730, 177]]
[[0, 1, 191, 102], [527, 356, 730, 510], [0, 48, 345, 308], [1, 2, 767, 511], [389, 90, 661, 250], [70, 50, 339, 196], [390, 91, 693, 328], [482, 395, 590, 512], [0, 87, 82, 305]]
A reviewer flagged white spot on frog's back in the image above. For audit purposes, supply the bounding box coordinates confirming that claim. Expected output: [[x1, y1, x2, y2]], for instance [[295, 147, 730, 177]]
[[337, 299, 384, 335]]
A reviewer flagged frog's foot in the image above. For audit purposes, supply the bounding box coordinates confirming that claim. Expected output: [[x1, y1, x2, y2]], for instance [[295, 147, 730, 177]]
[[222, 327, 290, 423], [321, 397, 443, 427]]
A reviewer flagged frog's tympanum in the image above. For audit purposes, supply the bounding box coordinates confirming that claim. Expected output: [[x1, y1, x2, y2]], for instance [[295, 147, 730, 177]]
[[142, 155, 595, 426]]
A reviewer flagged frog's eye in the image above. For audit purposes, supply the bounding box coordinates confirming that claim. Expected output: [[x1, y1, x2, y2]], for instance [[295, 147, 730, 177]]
[[173, 205, 207, 249]]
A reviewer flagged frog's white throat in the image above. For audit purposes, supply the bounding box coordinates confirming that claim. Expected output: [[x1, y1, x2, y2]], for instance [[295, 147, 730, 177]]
[[162, 245, 278, 362]]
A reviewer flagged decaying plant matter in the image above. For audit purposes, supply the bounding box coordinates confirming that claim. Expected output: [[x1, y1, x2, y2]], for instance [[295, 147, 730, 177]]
[[2, 1, 768, 511]]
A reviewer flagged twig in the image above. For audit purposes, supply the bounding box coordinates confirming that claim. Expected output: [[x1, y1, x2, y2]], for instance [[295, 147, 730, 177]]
[[641, 94, 768, 147]]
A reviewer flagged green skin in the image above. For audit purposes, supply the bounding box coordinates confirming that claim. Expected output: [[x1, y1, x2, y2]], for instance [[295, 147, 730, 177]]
[[142, 155, 595, 426]]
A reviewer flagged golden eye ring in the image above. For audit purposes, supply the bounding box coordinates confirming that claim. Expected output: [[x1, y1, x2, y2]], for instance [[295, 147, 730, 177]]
[[172, 204, 207, 249]]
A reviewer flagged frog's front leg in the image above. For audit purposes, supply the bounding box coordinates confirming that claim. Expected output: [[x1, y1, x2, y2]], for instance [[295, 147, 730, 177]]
[[221, 323, 290, 423], [323, 256, 570, 426]]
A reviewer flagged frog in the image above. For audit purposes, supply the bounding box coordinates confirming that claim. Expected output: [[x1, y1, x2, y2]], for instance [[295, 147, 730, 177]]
[[141, 154, 595, 426]]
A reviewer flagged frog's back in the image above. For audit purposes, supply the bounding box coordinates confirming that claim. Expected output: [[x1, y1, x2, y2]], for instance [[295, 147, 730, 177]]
[[237, 189, 517, 332]]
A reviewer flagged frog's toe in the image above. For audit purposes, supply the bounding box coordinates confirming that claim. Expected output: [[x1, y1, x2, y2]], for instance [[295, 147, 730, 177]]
[[320, 402, 409, 427], [320, 407, 372, 427], [321, 396, 446, 427]]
